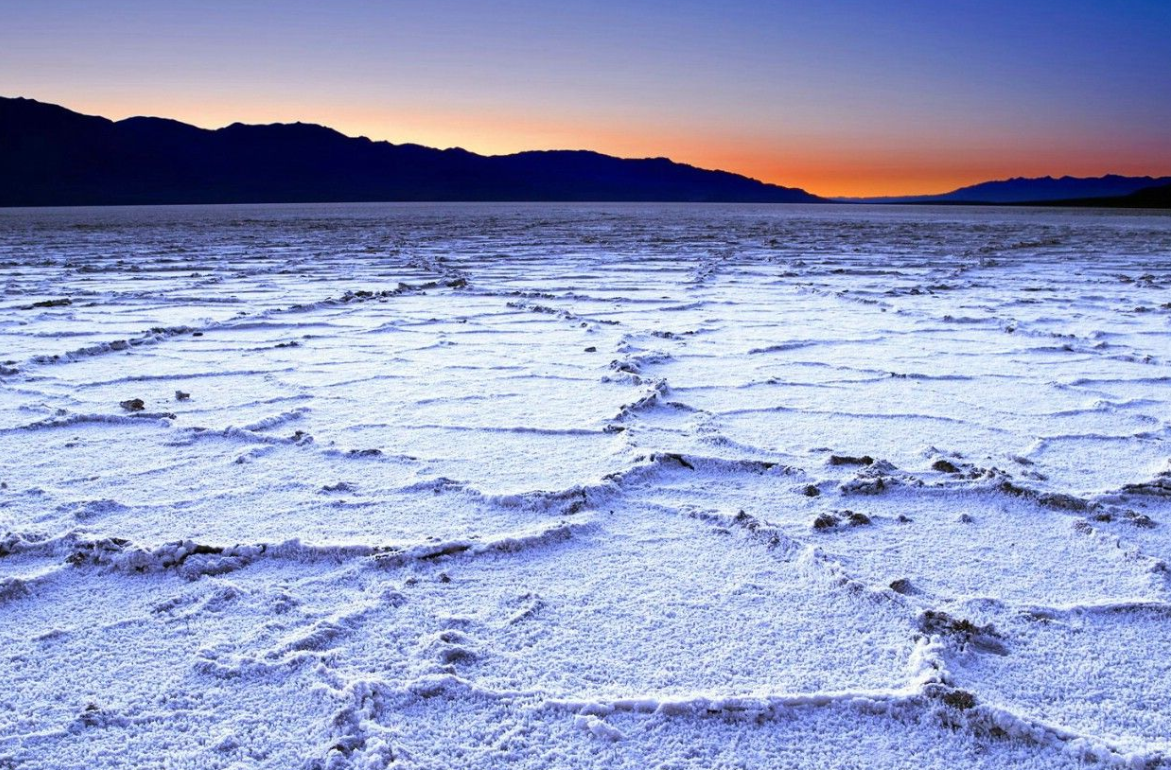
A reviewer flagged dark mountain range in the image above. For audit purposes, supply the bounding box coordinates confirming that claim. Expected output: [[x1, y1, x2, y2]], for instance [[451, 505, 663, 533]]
[[847, 174, 1171, 205], [1035, 180, 1171, 208], [0, 96, 821, 207]]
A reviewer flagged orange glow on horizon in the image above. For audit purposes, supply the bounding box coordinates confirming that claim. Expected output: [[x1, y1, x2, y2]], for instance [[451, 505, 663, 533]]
[[38, 93, 1171, 199]]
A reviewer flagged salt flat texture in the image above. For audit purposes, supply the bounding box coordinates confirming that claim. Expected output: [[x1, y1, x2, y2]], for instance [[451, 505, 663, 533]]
[[1, 202, 1170, 769]]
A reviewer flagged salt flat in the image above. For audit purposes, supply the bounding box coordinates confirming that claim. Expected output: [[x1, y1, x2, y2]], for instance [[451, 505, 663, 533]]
[[1, 202, 1169, 769]]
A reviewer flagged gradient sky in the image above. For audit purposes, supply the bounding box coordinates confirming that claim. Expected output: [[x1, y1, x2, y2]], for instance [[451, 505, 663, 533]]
[[3, 0, 1169, 197]]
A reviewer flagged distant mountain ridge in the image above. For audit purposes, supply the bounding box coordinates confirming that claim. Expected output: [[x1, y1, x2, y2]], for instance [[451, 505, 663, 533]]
[[0, 96, 821, 207], [1035, 180, 1171, 209], [849, 174, 1171, 204]]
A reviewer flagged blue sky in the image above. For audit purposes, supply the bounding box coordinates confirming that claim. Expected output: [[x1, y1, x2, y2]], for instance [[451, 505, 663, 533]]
[[3, 0, 1169, 195]]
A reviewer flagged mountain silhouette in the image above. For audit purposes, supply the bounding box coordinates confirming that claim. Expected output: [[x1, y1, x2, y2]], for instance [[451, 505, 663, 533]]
[[0, 97, 822, 207], [1033, 180, 1171, 208], [850, 174, 1171, 204]]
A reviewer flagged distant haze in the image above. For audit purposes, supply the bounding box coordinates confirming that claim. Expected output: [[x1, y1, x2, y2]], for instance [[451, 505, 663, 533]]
[[2, 0, 1169, 197]]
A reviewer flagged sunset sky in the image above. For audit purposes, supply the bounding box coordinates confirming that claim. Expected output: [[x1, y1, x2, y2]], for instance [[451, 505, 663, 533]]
[[3, 0, 1169, 197]]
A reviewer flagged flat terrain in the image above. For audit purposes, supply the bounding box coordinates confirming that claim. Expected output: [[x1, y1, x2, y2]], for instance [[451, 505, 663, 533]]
[[1, 203, 1170, 769]]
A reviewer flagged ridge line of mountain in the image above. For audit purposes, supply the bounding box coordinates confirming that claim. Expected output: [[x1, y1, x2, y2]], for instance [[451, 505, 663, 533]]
[[0, 96, 820, 207], [841, 174, 1171, 205], [3, 96, 1168, 208]]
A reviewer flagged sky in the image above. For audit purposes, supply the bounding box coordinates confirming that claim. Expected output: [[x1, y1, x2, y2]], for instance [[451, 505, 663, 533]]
[[2, 0, 1169, 197]]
